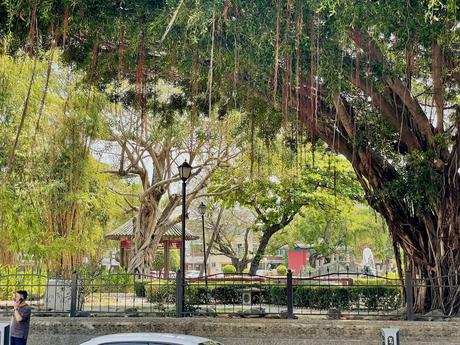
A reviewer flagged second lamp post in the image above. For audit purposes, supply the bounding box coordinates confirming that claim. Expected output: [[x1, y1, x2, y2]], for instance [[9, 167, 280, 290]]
[[198, 202, 208, 289]]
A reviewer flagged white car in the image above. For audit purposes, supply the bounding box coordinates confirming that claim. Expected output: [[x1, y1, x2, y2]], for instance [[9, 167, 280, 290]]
[[185, 270, 201, 278], [255, 269, 268, 276], [80, 333, 223, 345]]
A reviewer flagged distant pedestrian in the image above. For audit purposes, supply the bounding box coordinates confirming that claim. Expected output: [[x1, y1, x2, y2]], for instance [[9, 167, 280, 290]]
[[10, 290, 32, 345]]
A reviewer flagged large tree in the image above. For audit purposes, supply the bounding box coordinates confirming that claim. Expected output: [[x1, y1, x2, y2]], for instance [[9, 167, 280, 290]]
[[105, 91, 242, 273], [1, 0, 459, 313]]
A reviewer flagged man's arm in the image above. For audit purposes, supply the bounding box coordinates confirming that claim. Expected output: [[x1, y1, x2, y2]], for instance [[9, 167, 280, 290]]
[[13, 308, 23, 322]]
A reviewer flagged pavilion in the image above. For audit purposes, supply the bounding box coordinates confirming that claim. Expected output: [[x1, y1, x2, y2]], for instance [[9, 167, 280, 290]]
[[105, 218, 198, 274]]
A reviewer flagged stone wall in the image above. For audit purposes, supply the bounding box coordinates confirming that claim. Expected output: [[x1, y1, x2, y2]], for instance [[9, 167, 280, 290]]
[[1, 317, 459, 345]]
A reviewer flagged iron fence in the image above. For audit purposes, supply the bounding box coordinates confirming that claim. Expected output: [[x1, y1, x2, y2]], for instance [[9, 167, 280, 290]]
[[183, 270, 403, 318], [0, 267, 404, 318], [0, 267, 73, 315]]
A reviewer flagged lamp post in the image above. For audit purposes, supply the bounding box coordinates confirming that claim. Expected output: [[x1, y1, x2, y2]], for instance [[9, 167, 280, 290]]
[[198, 202, 208, 289], [177, 160, 192, 317]]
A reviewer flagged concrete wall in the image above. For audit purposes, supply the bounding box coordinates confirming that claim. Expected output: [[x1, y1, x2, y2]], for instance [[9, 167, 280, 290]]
[[1, 317, 460, 345]]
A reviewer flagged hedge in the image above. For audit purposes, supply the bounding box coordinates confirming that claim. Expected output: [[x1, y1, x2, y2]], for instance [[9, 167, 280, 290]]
[[146, 283, 402, 311]]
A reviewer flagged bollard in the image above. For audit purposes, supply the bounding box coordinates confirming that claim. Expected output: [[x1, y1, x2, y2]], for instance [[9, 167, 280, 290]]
[[382, 328, 400, 345], [0, 323, 10, 345]]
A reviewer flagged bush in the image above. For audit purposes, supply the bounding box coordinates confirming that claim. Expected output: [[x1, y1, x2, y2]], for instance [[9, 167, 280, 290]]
[[222, 265, 237, 274], [276, 265, 287, 276], [353, 277, 400, 286], [144, 280, 402, 312], [146, 283, 176, 305], [288, 285, 401, 311], [78, 268, 134, 294], [242, 268, 250, 274]]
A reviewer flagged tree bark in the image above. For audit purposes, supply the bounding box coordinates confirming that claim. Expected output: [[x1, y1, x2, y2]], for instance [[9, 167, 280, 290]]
[[249, 225, 281, 274]]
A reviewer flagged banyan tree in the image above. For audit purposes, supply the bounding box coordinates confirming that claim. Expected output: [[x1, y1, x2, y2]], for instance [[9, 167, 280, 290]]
[[0, 0, 458, 313]]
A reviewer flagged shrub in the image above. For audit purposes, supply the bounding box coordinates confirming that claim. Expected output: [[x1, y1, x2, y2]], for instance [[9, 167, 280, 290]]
[[222, 265, 237, 274], [353, 277, 400, 286], [276, 265, 287, 276], [80, 269, 134, 294], [143, 280, 401, 312], [146, 283, 176, 305], [242, 268, 250, 274]]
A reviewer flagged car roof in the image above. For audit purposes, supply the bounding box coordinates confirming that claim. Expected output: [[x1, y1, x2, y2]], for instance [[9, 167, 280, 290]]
[[81, 333, 216, 345]]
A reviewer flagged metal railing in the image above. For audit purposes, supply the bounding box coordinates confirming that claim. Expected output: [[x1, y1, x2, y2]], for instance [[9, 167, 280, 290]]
[[0, 267, 404, 318], [183, 270, 402, 318], [0, 267, 73, 315]]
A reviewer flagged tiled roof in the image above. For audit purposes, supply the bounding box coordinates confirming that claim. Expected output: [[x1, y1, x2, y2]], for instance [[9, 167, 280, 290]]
[[105, 218, 199, 241]]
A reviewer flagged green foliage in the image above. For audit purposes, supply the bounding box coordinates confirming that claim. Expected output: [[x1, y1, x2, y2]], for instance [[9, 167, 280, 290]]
[[0, 266, 47, 300], [145, 281, 401, 312], [146, 283, 176, 306], [0, 54, 134, 266], [222, 264, 237, 274], [269, 202, 392, 262], [384, 151, 443, 213], [276, 265, 287, 276], [152, 250, 180, 272], [78, 267, 134, 294]]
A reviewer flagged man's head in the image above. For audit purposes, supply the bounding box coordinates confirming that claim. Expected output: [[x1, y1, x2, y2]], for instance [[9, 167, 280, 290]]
[[15, 290, 28, 302]]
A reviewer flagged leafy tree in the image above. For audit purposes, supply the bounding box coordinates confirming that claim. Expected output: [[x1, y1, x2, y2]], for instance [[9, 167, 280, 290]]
[[268, 202, 392, 264], [102, 86, 244, 273], [211, 140, 361, 274]]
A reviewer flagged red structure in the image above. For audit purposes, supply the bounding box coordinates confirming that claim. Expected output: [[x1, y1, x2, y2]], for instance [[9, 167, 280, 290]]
[[288, 248, 309, 274], [106, 218, 198, 271]]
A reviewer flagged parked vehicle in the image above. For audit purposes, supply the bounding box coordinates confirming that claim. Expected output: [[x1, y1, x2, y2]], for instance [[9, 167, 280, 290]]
[[255, 269, 268, 276], [185, 270, 201, 278], [80, 333, 223, 345]]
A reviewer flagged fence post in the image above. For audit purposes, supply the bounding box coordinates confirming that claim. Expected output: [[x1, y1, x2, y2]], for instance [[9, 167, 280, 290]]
[[176, 269, 183, 317], [287, 269, 294, 319], [70, 271, 78, 317], [405, 268, 414, 321]]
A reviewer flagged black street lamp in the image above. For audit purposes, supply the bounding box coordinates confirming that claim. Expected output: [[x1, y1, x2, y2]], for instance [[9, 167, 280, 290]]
[[198, 202, 208, 289], [177, 160, 192, 317]]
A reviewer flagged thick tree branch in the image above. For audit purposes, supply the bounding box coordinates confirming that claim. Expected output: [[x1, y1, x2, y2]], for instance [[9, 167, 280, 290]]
[[351, 29, 434, 146]]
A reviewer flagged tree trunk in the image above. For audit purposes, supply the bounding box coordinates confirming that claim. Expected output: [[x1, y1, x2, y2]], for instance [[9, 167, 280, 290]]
[[128, 192, 180, 274], [364, 157, 460, 314], [199, 208, 224, 277], [231, 257, 251, 273], [128, 202, 159, 274], [249, 226, 279, 274]]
